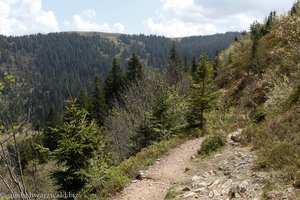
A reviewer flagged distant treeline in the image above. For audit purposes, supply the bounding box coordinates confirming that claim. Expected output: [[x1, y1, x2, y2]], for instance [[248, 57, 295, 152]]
[[0, 32, 240, 123]]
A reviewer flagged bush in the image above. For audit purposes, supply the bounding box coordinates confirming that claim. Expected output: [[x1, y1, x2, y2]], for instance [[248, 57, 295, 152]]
[[165, 185, 180, 199], [187, 128, 206, 138], [252, 108, 266, 123], [198, 131, 226, 157]]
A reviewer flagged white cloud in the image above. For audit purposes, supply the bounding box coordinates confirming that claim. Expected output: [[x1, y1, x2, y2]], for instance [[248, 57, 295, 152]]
[[0, 0, 59, 36], [145, 18, 216, 37], [64, 10, 125, 33], [145, 0, 295, 37]]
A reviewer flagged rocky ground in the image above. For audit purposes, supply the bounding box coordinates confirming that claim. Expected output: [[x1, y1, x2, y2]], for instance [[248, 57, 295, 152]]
[[170, 129, 298, 200], [110, 130, 299, 200]]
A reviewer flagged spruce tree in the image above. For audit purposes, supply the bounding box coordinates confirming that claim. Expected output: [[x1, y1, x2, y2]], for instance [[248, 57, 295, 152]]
[[166, 42, 182, 85], [51, 100, 108, 195], [191, 56, 198, 80], [77, 89, 90, 112], [43, 106, 62, 151], [183, 56, 189, 72], [91, 75, 108, 126], [126, 53, 143, 85], [104, 58, 124, 105], [188, 53, 216, 128], [213, 52, 219, 78]]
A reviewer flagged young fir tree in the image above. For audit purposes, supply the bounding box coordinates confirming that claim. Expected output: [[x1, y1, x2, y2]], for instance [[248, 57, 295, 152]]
[[91, 75, 108, 126], [104, 58, 124, 105], [51, 100, 108, 195], [126, 53, 143, 85], [188, 53, 216, 128]]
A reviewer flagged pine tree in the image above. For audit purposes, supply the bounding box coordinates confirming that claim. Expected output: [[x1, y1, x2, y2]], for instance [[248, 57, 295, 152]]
[[104, 58, 124, 105], [51, 100, 108, 195], [91, 75, 108, 126], [126, 53, 143, 85]]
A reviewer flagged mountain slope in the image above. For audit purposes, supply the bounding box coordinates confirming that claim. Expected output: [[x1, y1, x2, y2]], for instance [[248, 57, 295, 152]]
[[0, 32, 239, 122], [214, 8, 300, 197]]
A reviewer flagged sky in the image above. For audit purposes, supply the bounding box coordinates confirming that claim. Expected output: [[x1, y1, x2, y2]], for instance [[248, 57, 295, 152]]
[[0, 0, 296, 37]]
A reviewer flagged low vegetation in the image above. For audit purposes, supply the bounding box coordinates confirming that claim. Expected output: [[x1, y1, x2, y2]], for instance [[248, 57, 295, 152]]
[[215, 1, 300, 192], [198, 131, 226, 157]]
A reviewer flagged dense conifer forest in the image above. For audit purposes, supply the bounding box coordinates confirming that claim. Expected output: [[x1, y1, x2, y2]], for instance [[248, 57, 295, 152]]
[[0, 32, 239, 124]]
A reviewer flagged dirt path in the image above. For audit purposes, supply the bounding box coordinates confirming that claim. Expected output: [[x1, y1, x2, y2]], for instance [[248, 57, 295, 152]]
[[110, 138, 203, 200], [109, 130, 298, 200]]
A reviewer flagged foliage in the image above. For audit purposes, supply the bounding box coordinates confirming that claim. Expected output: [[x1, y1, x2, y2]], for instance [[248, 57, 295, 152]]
[[9, 133, 46, 169], [252, 107, 267, 123], [241, 104, 300, 181], [91, 75, 108, 125], [198, 131, 226, 157], [131, 91, 190, 154], [105, 69, 168, 162], [287, 84, 300, 105], [125, 53, 143, 84], [23, 160, 56, 195], [105, 68, 190, 163], [290, 0, 300, 15], [261, 11, 277, 35], [104, 58, 124, 105], [188, 53, 217, 129], [165, 185, 180, 199], [166, 42, 183, 86], [51, 100, 109, 194], [0, 32, 239, 123], [43, 106, 62, 151]]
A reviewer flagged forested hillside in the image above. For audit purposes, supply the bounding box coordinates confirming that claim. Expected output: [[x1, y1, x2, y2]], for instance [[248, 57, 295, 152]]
[[0, 32, 239, 123], [0, 1, 299, 199]]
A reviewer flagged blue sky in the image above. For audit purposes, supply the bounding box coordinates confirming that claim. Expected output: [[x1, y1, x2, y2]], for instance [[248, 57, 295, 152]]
[[0, 0, 296, 37]]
